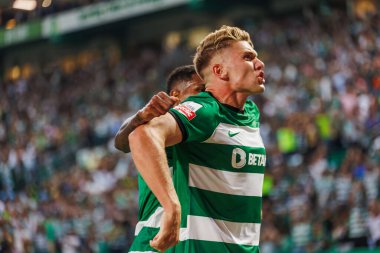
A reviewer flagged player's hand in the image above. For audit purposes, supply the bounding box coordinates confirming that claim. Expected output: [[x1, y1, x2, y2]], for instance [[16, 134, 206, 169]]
[[150, 206, 181, 252], [138, 91, 179, 123]]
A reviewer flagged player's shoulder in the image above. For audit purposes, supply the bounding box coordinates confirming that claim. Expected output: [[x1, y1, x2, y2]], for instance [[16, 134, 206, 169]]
[[184, 91, 216, 105], [180, 92, 218, 111], [170, 92, 217, 121]]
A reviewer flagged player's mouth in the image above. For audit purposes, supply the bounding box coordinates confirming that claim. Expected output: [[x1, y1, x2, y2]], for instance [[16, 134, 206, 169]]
[[257, 71, 265, 84]]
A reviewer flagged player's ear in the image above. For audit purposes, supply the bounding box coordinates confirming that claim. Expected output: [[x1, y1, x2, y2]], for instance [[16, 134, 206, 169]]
[[170, 89, 180, 98], [212, 64, 228, 81]]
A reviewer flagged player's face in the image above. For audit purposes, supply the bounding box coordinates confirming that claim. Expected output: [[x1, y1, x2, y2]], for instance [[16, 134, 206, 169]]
[[178, 74, 205, 101], [221, 41, 265, 94]]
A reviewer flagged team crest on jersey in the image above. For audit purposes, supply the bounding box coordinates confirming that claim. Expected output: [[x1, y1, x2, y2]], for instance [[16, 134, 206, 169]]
[[173, 101, 203, 120]]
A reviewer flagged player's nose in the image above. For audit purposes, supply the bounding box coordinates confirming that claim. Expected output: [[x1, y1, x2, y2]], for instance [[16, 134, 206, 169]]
[[254, 58, 265, 71]]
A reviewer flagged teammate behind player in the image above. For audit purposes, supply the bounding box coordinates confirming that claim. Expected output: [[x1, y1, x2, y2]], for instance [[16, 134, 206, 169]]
[[114, 65, 204, 253], [114, 65, 204, 153]]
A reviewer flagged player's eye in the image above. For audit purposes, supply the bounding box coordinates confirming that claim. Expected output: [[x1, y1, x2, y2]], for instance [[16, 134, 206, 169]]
[[244, 54, 254, 61]]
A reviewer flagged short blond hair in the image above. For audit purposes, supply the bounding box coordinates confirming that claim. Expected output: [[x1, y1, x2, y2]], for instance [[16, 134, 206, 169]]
[[193, 25, 253, 78]]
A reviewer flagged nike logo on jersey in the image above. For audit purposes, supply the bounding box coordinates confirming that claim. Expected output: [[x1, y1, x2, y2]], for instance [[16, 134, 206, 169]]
[[228, 131, 240, 137]]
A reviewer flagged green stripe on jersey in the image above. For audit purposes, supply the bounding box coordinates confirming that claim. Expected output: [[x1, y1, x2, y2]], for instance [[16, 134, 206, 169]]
[[185, 143, 266, 174], [186, 240, 260, 253], [189, 187, 262, 223], [165, 241, 187, 253], [165, 240, 260, 253]]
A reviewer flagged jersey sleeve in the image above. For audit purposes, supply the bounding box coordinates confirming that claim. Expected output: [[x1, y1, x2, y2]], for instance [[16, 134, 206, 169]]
[[169, 99, 216, 143]]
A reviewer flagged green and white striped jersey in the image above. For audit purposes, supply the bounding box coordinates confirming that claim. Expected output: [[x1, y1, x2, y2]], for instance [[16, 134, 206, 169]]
[[167, 91, 266, 253]]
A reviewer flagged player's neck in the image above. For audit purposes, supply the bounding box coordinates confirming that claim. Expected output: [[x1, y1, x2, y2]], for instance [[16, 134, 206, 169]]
[[206, 88, 248, 110]]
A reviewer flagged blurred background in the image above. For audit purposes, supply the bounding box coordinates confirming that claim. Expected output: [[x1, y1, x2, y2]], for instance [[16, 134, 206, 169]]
[[0, 0, 379, 252]]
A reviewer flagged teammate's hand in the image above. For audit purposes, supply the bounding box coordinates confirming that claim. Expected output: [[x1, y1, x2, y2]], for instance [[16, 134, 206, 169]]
[[138, 91, 179, 123], [150, 206, 181, 252]]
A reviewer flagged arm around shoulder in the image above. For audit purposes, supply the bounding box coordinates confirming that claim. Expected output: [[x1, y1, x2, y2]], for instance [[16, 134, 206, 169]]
[[115, 91, 179, 153], [114, 111, 146, 153]]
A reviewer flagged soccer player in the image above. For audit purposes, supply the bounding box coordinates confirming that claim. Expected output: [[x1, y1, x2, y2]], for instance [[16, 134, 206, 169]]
[[114, 65, 204, 252], [129, 25, 266, 253]]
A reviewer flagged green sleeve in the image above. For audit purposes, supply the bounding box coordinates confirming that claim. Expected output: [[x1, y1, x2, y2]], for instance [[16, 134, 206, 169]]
[[169, 98, 217, 143]]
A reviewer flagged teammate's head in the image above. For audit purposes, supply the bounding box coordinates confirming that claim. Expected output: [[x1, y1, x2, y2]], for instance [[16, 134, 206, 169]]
[[166, 65, 205, 102], [193, 25, 252, 79]]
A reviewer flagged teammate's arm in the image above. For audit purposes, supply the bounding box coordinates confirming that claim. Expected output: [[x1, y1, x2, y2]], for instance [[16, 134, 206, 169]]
[[114, 91, 178, 153], [128, 113, 182, 252]]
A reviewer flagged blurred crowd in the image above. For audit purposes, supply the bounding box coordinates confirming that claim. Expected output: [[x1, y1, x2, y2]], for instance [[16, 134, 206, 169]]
[[1, 5, 380, 253], [2, 0, 106, 29], [253, 7, 380, 253]]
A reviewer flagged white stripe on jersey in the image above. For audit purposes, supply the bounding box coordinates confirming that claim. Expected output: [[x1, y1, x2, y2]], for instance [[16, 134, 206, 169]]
[[189, 163, 264, 197], [135, 207, 164, 236], [187, 215, 261, 246], [135, 207, 188, 241], [203, 123, 264, 148]]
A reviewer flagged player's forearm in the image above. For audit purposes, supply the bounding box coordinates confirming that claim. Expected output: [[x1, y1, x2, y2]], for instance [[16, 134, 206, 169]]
[[129, 125, 180, 211], [114, 111, 146, 153]]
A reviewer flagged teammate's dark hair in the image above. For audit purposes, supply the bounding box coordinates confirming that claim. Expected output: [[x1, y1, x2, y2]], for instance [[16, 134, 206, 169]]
[[166, 65, 196, 93]]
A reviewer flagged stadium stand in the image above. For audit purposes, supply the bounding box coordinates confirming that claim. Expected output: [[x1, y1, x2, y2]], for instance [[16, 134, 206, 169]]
[[0, 0, 107, 29], [0, 0, 379, 252]]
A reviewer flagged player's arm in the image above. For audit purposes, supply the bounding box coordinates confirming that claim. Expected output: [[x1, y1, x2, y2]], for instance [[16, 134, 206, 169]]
[[114, 91, 178, 153], [128, 113, 182, 252]]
